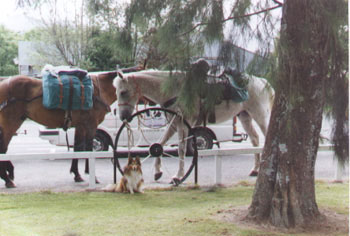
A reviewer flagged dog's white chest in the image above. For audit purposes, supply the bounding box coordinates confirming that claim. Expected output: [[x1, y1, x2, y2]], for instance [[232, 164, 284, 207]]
[[125, 171, 143, 190]]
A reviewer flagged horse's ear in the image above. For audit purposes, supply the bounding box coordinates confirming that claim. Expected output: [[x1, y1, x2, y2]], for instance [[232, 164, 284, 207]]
[[117, 70, 124, 79]]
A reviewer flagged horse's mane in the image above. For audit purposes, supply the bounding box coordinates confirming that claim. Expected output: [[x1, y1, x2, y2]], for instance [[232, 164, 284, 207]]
[[89, 71, 117, 76], [127, 70, 184, 80]]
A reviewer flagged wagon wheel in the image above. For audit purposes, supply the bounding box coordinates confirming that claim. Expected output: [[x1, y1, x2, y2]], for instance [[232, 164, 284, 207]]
[[113, 107, 198, 186]]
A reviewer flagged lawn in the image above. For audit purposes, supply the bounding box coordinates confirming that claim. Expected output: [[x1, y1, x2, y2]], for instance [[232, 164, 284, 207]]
[[0, 181, 348, 236]]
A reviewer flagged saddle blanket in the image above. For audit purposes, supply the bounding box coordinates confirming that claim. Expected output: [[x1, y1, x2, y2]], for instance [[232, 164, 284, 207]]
[[42, 65, 94, 110]]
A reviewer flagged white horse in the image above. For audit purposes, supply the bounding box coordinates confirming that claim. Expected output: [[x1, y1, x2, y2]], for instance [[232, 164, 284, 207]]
[[113, 70, 274, 183]]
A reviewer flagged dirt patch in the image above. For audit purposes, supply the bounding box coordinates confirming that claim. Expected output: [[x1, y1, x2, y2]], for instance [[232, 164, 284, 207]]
[[215, 206, 349, 235]]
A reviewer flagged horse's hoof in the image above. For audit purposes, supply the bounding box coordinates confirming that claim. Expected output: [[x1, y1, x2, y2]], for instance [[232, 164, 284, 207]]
[[5, 180, 16, 188], [154, 172, 163, 181], [9, 174, 14, 181], [74, 175, 84, 182], [249, 170, 258, 177], [170, 177, 181, 186]]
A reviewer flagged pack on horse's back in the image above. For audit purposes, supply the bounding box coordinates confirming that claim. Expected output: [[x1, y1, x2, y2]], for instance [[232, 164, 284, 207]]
[[42, 65, 94, 111]]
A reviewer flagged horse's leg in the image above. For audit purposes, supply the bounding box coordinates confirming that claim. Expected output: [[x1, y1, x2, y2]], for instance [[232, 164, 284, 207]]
[[84, 127, 100, 184], [242, 98, 271, 177], [173, 121, 188, 182], [0, 120, 23, 188], [70, 159, 83, 182], [70, 128, 86, 182], [6, 161, 14, 180], [154, 157, 162, 181], [237, 111, 261, 176], [154, 120, 177, 181], [0, 162, 15, 188]]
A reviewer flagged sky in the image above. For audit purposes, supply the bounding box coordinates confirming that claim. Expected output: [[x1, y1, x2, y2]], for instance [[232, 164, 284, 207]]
[[0, 0, 281, 52], [0, 1, 38, 32]]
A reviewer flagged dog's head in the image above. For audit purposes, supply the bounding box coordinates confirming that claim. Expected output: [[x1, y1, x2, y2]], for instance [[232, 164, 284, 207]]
[[126, 156, 142, 172]]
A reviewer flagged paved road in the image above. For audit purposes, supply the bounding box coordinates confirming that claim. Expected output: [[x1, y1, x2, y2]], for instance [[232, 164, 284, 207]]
[[0, 120, 348, 193]]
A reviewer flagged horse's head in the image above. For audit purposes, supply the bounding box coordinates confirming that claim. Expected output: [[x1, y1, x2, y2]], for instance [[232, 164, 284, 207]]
[[113, 71, 139, 121]]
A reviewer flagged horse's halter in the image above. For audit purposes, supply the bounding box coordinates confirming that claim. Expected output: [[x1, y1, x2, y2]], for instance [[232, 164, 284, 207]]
[[117, 75, 143, 109]]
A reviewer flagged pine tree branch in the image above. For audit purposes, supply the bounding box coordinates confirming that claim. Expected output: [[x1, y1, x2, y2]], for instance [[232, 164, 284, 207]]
[[272, 0, 283, 6], [179, 3, 283, 37]]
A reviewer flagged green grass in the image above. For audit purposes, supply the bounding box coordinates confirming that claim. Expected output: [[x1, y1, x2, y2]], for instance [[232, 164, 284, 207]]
[[0, 182, 348, 236], [315, 180, 349, 215]]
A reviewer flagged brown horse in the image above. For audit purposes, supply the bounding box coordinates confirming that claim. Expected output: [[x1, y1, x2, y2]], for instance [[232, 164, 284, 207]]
[[0, 66, 142, 188]]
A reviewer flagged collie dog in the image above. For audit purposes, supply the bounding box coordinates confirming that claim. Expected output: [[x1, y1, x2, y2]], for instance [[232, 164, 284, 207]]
[[103, 156, 144, 194]]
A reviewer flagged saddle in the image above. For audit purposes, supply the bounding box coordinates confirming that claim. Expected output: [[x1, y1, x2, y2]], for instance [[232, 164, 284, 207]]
[[190, 59, 249, 123], [216, 67, 249, 103], [190, 59, 249, 103]]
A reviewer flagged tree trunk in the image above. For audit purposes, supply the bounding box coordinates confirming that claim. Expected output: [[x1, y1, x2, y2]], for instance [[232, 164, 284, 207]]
[[247, 0, 332, 228]]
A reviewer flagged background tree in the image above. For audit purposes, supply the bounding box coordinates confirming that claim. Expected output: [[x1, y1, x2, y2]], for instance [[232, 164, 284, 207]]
[[247, 0, 348, 228], [120, 0, 348, 229], [0, 26, 19, 76], [17, 0, 135, 70]]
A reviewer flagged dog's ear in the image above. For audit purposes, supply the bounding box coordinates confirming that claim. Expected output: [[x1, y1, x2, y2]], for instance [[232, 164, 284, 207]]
[[135, 156, 141, 165], [127, 155, 133, 165]]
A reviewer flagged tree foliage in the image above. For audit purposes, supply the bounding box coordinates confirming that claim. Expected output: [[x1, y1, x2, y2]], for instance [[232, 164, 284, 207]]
[[112, 0, 281, 116], [322, 1, 349, 163], [0, 26, 18, 76], [16, 0, 135, 71]]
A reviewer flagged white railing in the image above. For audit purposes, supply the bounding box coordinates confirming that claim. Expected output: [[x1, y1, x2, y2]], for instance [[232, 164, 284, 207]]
[[0, 151, 114, 189], [198, 144, 344, 185], [0, 144, 343, 190]]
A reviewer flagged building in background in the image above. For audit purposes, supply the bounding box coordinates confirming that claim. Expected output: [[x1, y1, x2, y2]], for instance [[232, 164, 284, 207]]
[[18, 41, 42, 76]]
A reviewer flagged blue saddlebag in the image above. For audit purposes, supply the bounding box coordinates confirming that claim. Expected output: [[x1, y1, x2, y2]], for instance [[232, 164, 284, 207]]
[[42, 70, 93, 110]]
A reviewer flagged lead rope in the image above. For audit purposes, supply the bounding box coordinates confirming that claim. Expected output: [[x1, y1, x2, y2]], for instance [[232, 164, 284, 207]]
[[65, 131, 70, 151], [123, 120, 134, 154]]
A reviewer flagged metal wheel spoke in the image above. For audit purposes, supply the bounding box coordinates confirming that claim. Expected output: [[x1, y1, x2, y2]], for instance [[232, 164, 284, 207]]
[[141, 154, 152, 164], [162, 151, 179, 159], [157, 115, 177, 143], [136, 127, 153, 146], [159, 156, 173, 177]]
